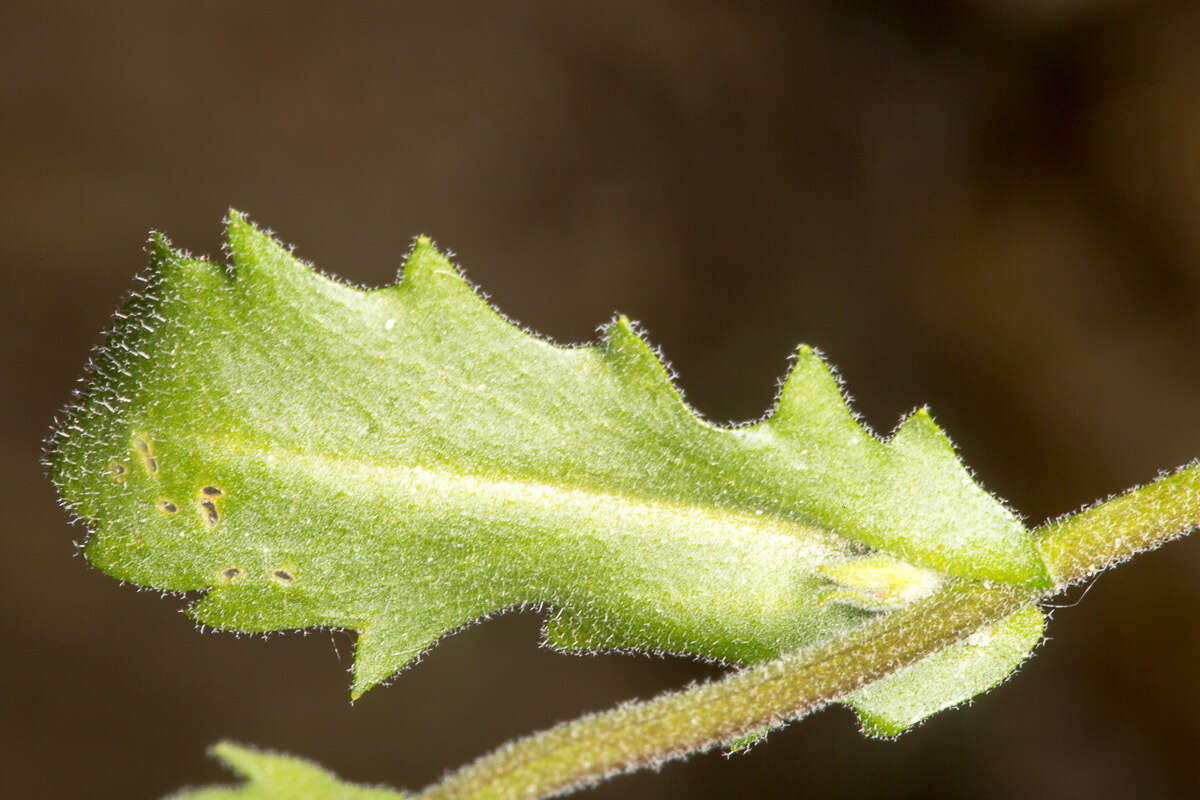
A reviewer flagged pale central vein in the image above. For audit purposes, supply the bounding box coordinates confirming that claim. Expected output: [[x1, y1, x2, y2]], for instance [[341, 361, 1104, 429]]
[[238, 441, 844, 556]]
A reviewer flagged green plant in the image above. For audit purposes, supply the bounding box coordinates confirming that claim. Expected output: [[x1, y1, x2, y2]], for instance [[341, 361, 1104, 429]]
[[48, 213, 1200, 799]]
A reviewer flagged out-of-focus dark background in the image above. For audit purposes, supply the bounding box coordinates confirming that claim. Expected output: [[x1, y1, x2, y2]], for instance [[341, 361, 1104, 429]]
[[4, 2, 1200, 797]]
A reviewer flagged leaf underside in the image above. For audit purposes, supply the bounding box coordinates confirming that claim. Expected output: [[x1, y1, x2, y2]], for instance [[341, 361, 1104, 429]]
[[49, 212, 1048, 732], [845, 603, 1045, 737]]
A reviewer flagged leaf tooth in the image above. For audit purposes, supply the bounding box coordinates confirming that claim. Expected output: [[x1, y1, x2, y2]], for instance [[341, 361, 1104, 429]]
[[146, 231, 177, 273], [199, 742, 409, 798], [399, 235, 464, 287], [144, 229, 235, 291], [351, 608, 478, 699], [224, 209, 322, 288], [389, 238, 513, 342], [769, 346, 868, 443], [139, 231, 214, 297], [889, 407, 958, 463], [351, 625, 426, 700], [602, 316, 687, 409]]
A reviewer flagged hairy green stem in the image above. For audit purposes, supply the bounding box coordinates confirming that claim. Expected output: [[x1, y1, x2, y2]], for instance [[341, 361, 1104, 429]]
[[421, 583, 1033, 799], [1036, 461, 1200, 588], [421, 462, 1200, 800]]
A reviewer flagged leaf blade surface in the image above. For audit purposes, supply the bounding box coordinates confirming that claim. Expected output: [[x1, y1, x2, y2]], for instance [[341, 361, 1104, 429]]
[[49, 213, 1048, 697]]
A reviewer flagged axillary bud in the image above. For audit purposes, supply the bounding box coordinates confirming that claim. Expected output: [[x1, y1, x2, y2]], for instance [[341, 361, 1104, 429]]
[[819, 552, 943, 611]]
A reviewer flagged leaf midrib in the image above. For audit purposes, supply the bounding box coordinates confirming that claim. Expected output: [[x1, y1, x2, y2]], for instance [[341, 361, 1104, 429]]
[[206, 434, 852, 559]]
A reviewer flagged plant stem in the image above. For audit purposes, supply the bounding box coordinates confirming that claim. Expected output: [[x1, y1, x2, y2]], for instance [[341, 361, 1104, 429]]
[[420, 583, 1033, 799], [420, 461, 1200, 800], [1035, 460, 1200, 588]]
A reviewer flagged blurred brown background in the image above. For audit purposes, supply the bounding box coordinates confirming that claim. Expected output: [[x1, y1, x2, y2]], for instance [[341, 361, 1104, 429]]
[[4, 1, 1200, 797]]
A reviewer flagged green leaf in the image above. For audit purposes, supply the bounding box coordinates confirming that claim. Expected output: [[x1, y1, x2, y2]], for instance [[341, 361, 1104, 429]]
[[168, 742, 404, 799], [843, 603, 1045, 736], [48, 212, 1049, 700]]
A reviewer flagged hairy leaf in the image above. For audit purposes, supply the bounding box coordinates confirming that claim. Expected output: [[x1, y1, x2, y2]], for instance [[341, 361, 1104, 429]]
[[844, 603, 1045, 736], [169, 743, 404, 800], [49, 212, 1049, 705]]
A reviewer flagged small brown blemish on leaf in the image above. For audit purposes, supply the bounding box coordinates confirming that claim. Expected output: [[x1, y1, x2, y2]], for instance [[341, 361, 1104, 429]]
[[272, 569, 293, 584], [201, 485, 223, 497], [109, 461, 126, 482], [157, 499, 178, 514], [221, 567, 241, 581], [132, 437, 158, 474], [199, 498, 219, 526]]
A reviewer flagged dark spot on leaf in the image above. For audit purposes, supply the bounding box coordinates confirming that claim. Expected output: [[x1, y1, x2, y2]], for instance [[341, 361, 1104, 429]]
[[221, 567, 241, 581], [273, 569, 293, 583], [157, 499, 178, 514], [110, 461, 126, 475], [199, 499, 219, 526], [131, 438, 158, 474], [202, 485, 223, 497]]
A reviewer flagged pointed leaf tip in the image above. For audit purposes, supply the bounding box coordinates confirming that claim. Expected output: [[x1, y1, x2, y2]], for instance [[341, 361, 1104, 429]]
[[224, 210, 268, 269], [147, 231, 177, 267], [892, 407, 952, 452], [602, 315, 652, 366], [603, 316, 687, 409], [223, 209, 256, 253], [771, 345, 860, 437], [401, 235, 462, 285], [220, 212, 327, 290], [350, 625, 432, 700]]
